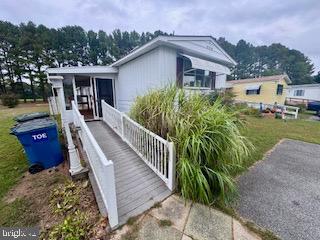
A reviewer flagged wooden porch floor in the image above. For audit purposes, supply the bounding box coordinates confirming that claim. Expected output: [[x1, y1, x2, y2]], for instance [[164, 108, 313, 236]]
[[87, 121, 171, 226]]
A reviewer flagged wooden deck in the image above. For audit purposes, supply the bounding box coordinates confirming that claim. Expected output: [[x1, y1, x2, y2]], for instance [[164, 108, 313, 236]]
[[87, 121, 171, 226]]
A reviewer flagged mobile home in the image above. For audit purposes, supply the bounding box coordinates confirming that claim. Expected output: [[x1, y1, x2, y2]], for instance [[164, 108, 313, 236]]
[[47, 35, 236, 120]]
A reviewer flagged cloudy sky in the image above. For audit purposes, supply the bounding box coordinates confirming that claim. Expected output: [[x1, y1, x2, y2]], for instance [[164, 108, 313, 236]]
[[1, 0, 319, 73]]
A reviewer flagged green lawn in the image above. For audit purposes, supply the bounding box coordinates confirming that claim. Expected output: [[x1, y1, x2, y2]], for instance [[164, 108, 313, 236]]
[[0, 103, 49, 226], [240, 115, 320, 173]]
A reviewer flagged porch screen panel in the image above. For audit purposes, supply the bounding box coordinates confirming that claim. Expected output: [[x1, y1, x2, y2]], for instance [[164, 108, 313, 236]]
[[210, 71, 216, 90], [176, 57, 183, 88]]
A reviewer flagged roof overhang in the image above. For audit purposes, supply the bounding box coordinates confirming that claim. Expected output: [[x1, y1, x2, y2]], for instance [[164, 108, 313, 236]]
[[288, 83, 320, 89], [111, 36, 237, 67], [180, 54, 231, 75], [47, 66, 118, 75]]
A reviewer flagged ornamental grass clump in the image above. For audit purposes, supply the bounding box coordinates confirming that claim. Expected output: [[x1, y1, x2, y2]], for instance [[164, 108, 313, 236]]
[[130, 86, 252, 204]]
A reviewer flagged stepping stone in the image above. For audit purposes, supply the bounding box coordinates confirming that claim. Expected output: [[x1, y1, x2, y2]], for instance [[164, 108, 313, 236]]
[[138, 215, 183, 240], [184, 203, 232, 240], [233, 219, 261, 240], [181, 234, 193, 240], [149, 195, 191, 231]]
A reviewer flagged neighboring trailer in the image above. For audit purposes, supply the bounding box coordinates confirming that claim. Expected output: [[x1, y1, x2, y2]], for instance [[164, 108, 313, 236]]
[[287, 84, 320, 105]]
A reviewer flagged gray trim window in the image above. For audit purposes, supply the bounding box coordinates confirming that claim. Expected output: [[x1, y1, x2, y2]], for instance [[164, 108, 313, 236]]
[[182, 58, 212, 89], [294, 89, 304, 96], [246, 88, 261, 95], [276, 84, 283, 95]]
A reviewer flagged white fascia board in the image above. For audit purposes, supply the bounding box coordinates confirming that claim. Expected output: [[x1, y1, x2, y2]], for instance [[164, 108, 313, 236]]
[[111, 35, 237, 67], [47, 66, 118, 74], [166, 36, 237, 65], [289, 83, 320, 89]]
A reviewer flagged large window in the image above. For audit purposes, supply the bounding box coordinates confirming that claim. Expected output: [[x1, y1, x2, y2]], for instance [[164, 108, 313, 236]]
[[276, 84, 283, 95], [294, 89, 305, 96], [181, 57, 214, 89], [246, 88, 260, 95]]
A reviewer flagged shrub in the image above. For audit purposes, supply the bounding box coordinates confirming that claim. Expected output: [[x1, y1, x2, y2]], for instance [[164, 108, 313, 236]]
[[130, 86, 252, 204], [0, 93, 19, 108], [296, 104, 306, 113], [205, 89, 235, 106], [48, 211, 89, 240], [241, 107, 261, 117]]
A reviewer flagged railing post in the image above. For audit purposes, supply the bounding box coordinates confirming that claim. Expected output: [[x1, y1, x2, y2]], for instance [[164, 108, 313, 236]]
[[102, 161, 119, 229], [65, 123, 84, 175], [121, 113, 125, 141], [167, 141, 176, 191]]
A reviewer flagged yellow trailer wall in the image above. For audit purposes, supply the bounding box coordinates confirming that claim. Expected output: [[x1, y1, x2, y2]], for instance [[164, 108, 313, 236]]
[[231, 79, 288, 105]]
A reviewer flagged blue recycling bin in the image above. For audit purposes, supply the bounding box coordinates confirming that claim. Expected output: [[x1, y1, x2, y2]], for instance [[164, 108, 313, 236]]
[[11, 118, 63, 174]]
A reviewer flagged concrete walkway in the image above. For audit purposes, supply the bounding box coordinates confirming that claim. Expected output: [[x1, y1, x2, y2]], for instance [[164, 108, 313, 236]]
[[111, 195, 261, 240]]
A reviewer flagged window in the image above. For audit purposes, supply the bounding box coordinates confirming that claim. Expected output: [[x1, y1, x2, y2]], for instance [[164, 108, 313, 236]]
[[246, 88, 260, 95], [294, 89, 305, 96], [276, 84, 283, 95], [180, 57, 214, 89]]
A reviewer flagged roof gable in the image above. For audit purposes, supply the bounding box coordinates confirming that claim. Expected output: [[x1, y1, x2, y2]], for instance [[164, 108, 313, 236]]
[[165, 36, 236, 66], [111, 35, 236, 67]]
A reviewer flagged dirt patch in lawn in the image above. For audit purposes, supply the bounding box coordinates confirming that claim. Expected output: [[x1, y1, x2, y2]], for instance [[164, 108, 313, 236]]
[[2, 161, 109, 239]]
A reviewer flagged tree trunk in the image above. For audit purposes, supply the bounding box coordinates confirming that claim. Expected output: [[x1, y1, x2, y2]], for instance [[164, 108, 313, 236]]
[[17, 74, 27, 103], [37, 65, 46, 102], [29, 70, 36, 102], [0, 66, 6, 93]]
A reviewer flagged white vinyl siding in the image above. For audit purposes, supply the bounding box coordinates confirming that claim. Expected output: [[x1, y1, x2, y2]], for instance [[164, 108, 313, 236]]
[[116, 46, 176, 112], [287, 85, 320, 101], [215, 74, 227, 89]]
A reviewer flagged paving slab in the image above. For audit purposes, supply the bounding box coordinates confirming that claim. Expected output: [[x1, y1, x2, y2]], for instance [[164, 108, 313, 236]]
[[184, 203, 232, 240], [181, 234, 193, 240], [138, 215, 183, 240], [149, 195, 191, 231], [233, 219, 261, 240], [235, 139, 320, 240]]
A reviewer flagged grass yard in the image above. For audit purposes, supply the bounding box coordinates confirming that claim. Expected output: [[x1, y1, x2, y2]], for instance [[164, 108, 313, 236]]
[[240, 115, 320, 173], [0, 103, 49, 225]]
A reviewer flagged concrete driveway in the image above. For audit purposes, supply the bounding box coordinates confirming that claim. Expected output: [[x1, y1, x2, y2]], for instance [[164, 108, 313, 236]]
[[235, 139, 320, 240]]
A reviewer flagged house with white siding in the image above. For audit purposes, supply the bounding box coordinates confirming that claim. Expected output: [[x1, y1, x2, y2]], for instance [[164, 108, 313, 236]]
[[46, 35, 236, 228], [47, 35, 236, 119], [287, 83, 320, 104]]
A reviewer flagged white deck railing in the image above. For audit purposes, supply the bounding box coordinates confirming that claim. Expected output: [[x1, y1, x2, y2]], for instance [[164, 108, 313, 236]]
[[71, 101, 118, 228], [101, 100, 176, 191], [101, 101, 123, 137], [244, 101, 299, 119]]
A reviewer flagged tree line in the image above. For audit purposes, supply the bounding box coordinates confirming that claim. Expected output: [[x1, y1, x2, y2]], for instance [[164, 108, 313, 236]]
[[216, 38, 316, 84], [0, 20, 318, 101]]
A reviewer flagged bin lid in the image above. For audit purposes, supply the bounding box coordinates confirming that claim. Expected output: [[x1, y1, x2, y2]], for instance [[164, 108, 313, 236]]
[[15, 112, 50, 122], [11, 118, 57, 135]]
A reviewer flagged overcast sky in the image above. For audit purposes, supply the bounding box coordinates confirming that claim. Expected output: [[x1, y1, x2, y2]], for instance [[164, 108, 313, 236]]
[[1, 0, 319, 73]]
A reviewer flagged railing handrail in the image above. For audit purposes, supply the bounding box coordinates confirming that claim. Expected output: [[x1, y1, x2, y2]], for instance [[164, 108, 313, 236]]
[[101, 100, 176, 191], [103, 100, 123, 115], [71, 100, 118, 228], [101, 100, 169, 145], [123, 113, 169, 145], [241, 100, 299, 119], [243, 100, 299, 110]]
